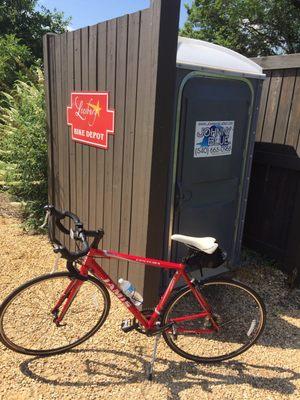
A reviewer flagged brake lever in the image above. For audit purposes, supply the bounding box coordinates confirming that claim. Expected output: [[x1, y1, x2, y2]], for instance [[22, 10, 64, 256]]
[[40, 210, 50, 229], [51, 252, 61, 274]]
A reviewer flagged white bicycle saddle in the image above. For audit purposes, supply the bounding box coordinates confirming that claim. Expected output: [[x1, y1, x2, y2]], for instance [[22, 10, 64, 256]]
[[171, 234, 218, 254]]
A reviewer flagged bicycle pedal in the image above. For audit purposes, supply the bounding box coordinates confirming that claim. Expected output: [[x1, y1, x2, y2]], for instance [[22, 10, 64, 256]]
[[121, 318, 138, 333]]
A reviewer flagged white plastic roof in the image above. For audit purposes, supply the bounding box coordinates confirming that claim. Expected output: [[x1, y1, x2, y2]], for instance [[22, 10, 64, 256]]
[[177, 36, 265, 79]]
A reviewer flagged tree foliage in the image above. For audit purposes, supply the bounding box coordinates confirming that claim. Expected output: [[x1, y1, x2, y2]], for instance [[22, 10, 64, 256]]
[[181, 0, 300, 57], [0, 68, 48, 229], [0, 1, 70, 228], [0, 35, 33, 93], [0, 0, 70, 59]]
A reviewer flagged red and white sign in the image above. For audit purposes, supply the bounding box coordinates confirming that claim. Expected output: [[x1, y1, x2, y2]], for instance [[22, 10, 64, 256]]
[[67, 91, 115, 149]]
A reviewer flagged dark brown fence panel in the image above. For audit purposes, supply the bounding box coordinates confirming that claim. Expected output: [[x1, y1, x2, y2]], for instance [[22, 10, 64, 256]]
[[119, 12, 140, 280], [95, 22, 107, 236], [67, 32, 76, 227], [44, 0, 180, 304], [128, 7, 155, 290], [74, 29, 83, 226], [245, 54, 300, 282], [110, 15, 128, 279], [88, 24, 98, 233], [255, 71, 271, 142], [102, 19, 117, 279]]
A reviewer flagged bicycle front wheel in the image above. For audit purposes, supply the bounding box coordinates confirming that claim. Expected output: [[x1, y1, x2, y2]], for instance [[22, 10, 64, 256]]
[[0, 272, 110, 356], [162, 279, 266, 363]]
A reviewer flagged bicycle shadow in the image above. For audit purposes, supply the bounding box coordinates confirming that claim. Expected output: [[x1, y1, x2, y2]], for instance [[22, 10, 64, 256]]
[[19, 348, 299, 399]]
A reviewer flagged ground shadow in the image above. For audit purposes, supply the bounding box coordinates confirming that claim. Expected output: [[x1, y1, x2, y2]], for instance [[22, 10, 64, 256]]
[[220, 266, 300, 350], [19, 348, 299, 399]]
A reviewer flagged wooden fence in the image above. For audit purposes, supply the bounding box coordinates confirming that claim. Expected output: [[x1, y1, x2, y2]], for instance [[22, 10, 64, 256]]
[[244, 54, 300, 282], [43, 0, 180, 305]]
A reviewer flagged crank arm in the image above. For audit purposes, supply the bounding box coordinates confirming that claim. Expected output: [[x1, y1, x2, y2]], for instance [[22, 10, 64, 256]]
[[146, 322, 174, 337]]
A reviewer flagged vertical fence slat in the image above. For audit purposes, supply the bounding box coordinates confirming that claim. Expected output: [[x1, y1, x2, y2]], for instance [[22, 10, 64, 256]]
[[144, 0, 180, 305], [261, 70, 283, 143], [54, 35, 64, 243], [255, 71, 271, 142], [285, 69, 300, 150], [67, 32, 76, 222], [66, 31, 76, 251], [74, 29, 83, 221], [88, 25, 98, 231], [81, 27, 90, 226], [128, 8, 153, 290], [272, 69, 296, 144], [43, 34, 55, 206], [48, 35, 60, 239], [54, 35, 64, 210], [102, 19, 117, 275], [109, 15, 128, 281], [95, 22, 107, 232], [119, 11, 141, 279], [60, 32, 69, 214], [60, 32, 71, 247]]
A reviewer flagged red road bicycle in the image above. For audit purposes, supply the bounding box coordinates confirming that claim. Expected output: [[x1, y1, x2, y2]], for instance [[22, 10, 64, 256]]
[[0, 206, 266, 380]]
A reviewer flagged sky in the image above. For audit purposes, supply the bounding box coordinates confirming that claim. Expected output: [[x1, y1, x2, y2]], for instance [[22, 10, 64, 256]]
[[38, 0, 193, 30]]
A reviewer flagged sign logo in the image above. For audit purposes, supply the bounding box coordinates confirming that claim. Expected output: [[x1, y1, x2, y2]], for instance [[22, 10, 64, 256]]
[[67, 91, 115, 149], [194, 120, 234, 158]]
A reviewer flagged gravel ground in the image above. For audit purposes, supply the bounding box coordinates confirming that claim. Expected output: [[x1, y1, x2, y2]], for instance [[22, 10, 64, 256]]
[[0, 212, 299, 400]]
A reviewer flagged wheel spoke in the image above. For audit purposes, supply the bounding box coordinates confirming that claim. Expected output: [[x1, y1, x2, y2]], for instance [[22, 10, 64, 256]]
[[0, 273, 109, 355], [163, 280, 265, 362]]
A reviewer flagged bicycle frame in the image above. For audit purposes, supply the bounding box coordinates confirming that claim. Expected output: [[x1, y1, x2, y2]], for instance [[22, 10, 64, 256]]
[[52, 248, 219, 333]]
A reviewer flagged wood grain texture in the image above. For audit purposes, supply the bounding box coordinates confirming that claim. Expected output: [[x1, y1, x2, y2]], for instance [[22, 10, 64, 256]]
[[74, 29, 83, 222], [60, 32, 71, 248], [102, 18, 117, 276], [88, 24, 98, 232], [119, 11, 140, 280], [285, 69, 300, 150], [43, 34, 55, 206], [261, 70, 283, 143], [128, 8, 153, 290], [273, 69, 296, 145], [110, 15, 128, 281], [95, 22, 107, 233], [67, 31, 76, 251], [43, 0, 181, 302], [246, 54, 300, 281], [255, 71, 271, 142], [252, 53, 300, 70], [81, 27, 90, 227]]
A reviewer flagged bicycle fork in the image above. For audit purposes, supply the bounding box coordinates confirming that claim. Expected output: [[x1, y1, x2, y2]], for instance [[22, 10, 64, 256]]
[[51, 279, 83, 326]]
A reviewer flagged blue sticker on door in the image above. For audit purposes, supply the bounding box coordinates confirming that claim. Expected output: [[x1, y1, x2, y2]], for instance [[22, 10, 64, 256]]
[[194, 120, 234, 158]]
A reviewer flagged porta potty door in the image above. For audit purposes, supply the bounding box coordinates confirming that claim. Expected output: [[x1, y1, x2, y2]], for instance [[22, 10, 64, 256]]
[[173, 75, 252, 263]]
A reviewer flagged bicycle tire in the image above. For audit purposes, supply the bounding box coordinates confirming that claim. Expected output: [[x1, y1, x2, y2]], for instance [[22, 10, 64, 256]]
[[0, 272, 110, 356], [162, 279, 266, 363]]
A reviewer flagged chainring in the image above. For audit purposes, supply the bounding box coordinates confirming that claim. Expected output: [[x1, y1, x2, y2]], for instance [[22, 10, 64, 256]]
[[134, 308, 155, 334]]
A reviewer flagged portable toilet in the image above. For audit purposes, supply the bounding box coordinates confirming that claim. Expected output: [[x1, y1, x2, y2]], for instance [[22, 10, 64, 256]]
[[167, 37, 265, 273]]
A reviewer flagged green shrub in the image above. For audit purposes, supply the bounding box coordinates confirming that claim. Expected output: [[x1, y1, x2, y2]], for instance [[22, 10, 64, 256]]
[[0, 67, 47, 230], [0, 34, 33, 93]]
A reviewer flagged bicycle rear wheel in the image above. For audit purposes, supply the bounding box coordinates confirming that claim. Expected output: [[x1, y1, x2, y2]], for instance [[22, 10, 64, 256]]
[[162, 279, 266, 363], [0, 272, 110, 356]]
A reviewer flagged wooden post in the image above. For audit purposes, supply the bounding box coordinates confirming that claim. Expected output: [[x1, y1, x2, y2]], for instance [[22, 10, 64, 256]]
[[143, 0, 181, 306]]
